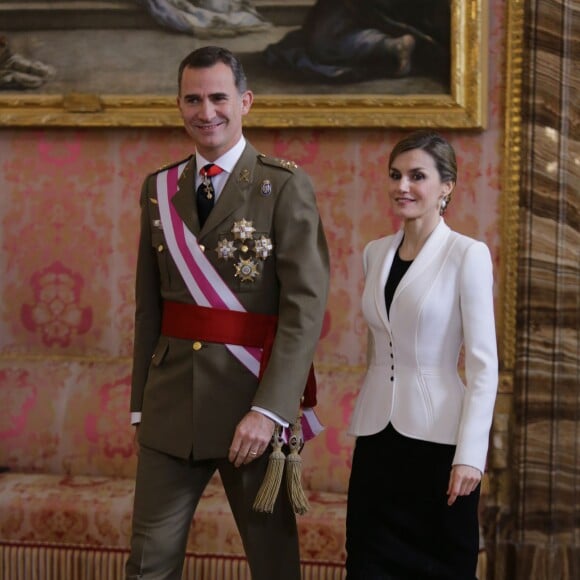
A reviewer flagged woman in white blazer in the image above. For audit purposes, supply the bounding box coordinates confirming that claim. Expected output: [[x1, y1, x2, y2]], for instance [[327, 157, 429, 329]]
[[346, 131, 498, 580]]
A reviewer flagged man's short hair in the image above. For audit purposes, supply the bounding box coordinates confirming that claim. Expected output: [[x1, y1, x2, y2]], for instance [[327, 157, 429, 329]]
[[178, 45, 248, 94]]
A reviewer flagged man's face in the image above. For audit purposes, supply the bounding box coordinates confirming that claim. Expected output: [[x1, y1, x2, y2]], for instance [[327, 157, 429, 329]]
[[176, 62, 253, 161]]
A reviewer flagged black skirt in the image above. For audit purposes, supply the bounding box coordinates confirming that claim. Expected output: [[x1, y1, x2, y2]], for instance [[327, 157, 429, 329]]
[[346, 423, 480, 580]]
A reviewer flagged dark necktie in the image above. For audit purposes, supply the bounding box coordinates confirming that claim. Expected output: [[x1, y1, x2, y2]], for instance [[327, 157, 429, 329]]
[[196, 163, 223, 228]]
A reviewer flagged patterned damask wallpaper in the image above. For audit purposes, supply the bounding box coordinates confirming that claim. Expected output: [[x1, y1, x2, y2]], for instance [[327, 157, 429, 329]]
[[0, 0, 505, 371], [0, 125, 502, 366]]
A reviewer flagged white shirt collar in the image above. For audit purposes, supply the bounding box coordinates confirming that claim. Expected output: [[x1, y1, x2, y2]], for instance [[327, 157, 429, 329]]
[[195, 136, 246, 175]]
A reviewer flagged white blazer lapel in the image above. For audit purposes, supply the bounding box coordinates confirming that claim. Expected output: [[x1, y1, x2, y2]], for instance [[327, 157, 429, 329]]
[[373, 230, 404, 330], [392, 219, 451, 301]]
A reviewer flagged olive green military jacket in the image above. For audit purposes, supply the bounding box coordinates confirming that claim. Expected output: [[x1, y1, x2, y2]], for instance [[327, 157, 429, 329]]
[[130, 143, 330, 460]]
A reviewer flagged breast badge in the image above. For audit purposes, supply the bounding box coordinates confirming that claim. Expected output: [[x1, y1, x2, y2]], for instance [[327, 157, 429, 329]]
[[235, 258, 260, 283], [231, 218, 256, 241], [215, 238, 236, 260], [260, 180, 272, 197], [254, 235, 273, 259], [214, 219, 274, 284]]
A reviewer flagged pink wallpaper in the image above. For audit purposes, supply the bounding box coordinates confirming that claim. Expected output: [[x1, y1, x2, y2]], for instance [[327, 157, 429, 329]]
[[0, 2, 506, 510], [0, 0, 505, 371], [0, 128, 503, 365]]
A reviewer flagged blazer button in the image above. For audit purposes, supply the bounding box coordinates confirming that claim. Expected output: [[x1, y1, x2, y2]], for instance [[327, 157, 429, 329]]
[[192, 341, 202, 351], [157, 244, 164, 252], [199, 244, 205, 252], [390, 376, 394, 381]]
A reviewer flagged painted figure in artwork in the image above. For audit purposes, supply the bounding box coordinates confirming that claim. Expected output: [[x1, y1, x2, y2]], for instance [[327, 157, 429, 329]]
[[265, 0, 450, 83], [139, 0, 271, 36], [0, 36, 55, 90]]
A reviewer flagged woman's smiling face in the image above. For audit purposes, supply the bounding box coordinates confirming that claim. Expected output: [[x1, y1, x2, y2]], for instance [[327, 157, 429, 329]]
[[388, 148, 453, 223]]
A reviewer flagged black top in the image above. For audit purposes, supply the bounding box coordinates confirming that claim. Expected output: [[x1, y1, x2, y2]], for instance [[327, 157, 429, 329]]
[[384, 249, 413, 317]]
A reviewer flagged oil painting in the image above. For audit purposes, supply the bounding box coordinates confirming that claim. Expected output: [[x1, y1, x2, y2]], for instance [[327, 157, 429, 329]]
[[0, 0, 487, 127]]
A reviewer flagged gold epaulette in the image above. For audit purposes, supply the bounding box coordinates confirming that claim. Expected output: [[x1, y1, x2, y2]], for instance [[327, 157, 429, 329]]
[[258, 153, 299, 172]]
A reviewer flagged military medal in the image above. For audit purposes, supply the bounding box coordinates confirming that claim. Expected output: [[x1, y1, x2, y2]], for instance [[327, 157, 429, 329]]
[[235, 258, 260, 282], [254, 235, 273, 259], [231, 218, 256, 241], [216, 219, 272, 283], [200, 164, 223, 200], [215, 238, 236, 260], [202, 175, 213, 200]]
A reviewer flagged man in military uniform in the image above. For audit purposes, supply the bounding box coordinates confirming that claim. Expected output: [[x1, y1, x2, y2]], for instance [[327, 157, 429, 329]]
[[126, 46, 330, 580]]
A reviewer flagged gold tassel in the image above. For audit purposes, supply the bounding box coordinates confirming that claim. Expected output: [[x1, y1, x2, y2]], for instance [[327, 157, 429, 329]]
[[285, 419, 310, 515], [252, 425, 285, 513]]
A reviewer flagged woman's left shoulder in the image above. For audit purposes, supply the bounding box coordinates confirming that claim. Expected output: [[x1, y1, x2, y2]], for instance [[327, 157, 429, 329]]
[[443, 231, 493, 275], [448, 229, 491, 255]]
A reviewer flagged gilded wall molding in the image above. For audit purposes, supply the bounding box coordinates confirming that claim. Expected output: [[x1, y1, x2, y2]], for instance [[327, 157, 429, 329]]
[[499, 0, 524, 373]]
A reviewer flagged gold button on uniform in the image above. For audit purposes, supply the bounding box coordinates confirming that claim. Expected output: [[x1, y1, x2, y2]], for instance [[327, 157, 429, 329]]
[[199, 244, 205, 252], [157, 244, 164, 252], [192, 341, 202, 351]]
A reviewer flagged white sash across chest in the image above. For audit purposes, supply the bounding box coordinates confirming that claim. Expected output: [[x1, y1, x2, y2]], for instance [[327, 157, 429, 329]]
[[156, 161, 262, 377]]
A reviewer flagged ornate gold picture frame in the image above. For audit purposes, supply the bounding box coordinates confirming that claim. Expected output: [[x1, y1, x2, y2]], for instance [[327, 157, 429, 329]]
[[0, 0, 487, 128]]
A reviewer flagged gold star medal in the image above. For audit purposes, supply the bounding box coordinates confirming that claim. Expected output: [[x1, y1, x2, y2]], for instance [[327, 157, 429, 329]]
[[254, 235, 273, 259], [235, 258, 260, 282], [215, 238, 236, 260], [231, 218, 256, 241]]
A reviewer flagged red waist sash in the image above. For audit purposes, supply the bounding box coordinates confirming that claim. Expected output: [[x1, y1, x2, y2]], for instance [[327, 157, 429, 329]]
[[161, 300, 317, 407]]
